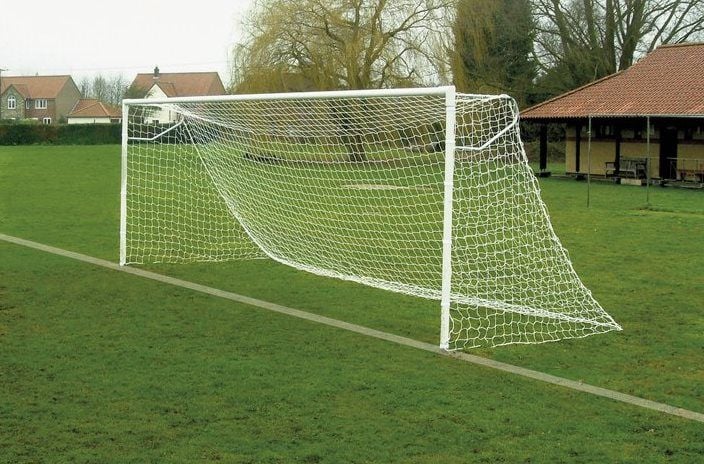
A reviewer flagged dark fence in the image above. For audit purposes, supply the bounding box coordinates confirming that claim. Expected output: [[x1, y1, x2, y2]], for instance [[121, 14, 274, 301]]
[[0, 123, 121, 145]]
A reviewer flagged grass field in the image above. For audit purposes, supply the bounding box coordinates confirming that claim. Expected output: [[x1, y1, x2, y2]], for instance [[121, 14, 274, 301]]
[[1, 145, 703, 463]]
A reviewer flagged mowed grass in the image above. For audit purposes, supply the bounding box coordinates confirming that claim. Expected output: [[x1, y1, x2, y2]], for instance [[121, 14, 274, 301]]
[[1, 145, 703, 462]]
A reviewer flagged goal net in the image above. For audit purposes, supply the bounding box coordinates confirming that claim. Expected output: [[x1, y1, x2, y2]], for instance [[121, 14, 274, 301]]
[[121, 86, 621, 350]]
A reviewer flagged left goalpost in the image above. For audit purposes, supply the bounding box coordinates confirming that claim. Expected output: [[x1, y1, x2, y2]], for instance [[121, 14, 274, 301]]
[[120, 86, 620, 350]]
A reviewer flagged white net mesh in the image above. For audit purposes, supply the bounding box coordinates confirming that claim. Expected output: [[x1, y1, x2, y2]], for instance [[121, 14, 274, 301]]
[[122, 88, 620, 349]]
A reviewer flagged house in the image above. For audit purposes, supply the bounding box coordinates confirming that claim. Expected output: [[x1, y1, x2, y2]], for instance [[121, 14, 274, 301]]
[[521, 43, 704, 183], [67, 99, 121, 124], [0, 75, 81, 124], [128, 67, 226, 123]]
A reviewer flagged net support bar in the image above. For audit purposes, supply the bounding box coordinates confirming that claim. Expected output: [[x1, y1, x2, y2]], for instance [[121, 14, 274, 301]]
[[439, 86, 456, 350], [119, 102, 129, 266], [128, 120, 185, 142]]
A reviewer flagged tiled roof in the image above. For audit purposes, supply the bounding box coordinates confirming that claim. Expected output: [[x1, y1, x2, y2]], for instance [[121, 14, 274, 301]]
[[0, 75, 74, 99], [68, 99, 121, 118], [155, 81, 178, 97], [131, 71, 226, 97], [521, 43, 704, 119], [3, 83, 30, 98]]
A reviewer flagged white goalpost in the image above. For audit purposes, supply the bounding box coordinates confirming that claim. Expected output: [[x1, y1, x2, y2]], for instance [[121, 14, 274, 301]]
[[120, 86, 621, 350]]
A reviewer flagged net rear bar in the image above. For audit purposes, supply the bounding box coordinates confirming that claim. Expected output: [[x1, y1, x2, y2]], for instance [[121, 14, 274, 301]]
[[121, 86, 620, 349]]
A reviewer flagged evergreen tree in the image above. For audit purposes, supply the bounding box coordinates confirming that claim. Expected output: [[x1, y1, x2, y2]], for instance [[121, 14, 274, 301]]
[[452, 0, 537, 106]]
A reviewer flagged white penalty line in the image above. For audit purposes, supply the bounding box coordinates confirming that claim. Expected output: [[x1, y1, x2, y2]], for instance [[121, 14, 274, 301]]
[[1, 232, 703, 424]]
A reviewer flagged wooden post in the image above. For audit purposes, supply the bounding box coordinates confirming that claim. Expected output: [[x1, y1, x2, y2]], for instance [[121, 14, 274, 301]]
[[646, 116, 651, 204], [575, 121, 582, 174], [538, 124, 551, 177], [614, 123, 622, 183], [587, 116, 592, 207]]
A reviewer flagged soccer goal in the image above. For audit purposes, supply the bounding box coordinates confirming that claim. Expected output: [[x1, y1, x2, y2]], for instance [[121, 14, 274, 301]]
[[120, 86, 621, 350]]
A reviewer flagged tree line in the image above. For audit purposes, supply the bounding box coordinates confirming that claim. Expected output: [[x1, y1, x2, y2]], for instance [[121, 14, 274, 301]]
[[77, 74, 149, 107], [230, 0, 704, 106]]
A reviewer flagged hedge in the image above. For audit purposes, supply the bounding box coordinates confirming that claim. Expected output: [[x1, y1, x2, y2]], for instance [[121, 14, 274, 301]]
[[0, 123, 121, 145]]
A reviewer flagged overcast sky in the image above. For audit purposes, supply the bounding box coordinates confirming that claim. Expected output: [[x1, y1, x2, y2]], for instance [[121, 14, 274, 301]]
[[0, 0, 254, 86]]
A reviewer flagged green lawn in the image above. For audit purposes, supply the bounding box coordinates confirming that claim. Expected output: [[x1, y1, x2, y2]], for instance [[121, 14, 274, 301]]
[[1, 145, 703, 463]]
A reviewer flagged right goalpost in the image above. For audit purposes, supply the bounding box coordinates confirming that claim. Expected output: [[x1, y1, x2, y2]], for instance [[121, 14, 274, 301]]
[[120, 86, 621, 350]]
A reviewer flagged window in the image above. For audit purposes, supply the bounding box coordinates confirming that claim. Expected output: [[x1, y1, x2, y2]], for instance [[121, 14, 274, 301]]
[[7, 95, 16, 110], [26, 99, 31, 109], [35, 99, 47, 109], [42, 117, 52, 125], [596, 124, 614, 138], [684, 127, 693, 141]]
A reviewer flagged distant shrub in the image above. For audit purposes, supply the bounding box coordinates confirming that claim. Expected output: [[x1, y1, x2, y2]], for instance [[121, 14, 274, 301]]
[[57, 124, 121, 145], [0, 118, 40, 126], [0, 123, 121, 145]]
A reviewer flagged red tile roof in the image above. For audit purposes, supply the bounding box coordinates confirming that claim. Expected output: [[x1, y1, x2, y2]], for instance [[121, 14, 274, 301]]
[[154, 81, 178, 97], [68, 99, 121, 118], [522, 43, 704, 119], [130, 71, 226, 97], [5, 83, 30, 98], [0, 75, 75, 99]]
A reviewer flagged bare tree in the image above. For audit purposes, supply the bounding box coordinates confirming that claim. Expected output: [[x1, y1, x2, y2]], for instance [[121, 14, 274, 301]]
[[107, 74, 128, 106], [533, 0, 704, 93], [230, 0, 453, 93], [79, 74, 129, 106], [92, 75, 110, 103], [78, 76, 92, 98]]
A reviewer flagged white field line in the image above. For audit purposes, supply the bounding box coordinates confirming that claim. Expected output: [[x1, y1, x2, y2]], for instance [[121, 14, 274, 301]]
[[1, 232, 703, 424]]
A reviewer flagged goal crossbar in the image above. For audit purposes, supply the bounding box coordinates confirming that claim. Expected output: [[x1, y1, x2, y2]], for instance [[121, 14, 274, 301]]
[[123, 86, 452, 107]]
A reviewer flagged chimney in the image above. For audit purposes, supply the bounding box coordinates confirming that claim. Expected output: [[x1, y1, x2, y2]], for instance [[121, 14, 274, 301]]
[[153, 66, 160, 80]]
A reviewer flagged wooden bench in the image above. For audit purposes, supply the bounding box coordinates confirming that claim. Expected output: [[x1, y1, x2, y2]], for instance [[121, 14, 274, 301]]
[[677, 168, 704, 183], [605, 158, 647, 179]]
